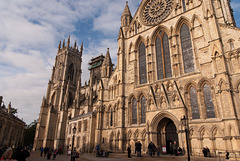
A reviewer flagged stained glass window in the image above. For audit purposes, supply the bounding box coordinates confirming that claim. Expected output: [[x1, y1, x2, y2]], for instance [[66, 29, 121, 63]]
[[180, 24, 195, 73], [141, 96, 146, 123], [189, 86, 200, 119], [132, 98, 137, 124], [203, 84, 215, 118], [139, 42, 147, 84], [155, 32, 172, 79]]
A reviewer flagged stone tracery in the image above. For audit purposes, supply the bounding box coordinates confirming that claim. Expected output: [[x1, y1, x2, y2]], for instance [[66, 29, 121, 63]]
[[141, 0, 174, 25]]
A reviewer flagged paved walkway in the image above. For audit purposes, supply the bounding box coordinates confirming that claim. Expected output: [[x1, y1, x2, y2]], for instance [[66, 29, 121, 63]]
[[28, 151, 232, 161]]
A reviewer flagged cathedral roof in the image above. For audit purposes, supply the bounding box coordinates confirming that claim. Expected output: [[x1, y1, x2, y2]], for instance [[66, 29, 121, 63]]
[[122, 1, 132, 17], [102, 48, 112, 66]]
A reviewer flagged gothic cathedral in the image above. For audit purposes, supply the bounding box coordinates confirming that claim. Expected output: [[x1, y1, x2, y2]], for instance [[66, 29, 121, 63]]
[[34, 0, 240, 156]]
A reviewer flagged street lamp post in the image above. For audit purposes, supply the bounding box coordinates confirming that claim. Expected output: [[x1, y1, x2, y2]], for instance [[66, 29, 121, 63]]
[[181, 115, 190, 161], [71, 126, 76, 161]]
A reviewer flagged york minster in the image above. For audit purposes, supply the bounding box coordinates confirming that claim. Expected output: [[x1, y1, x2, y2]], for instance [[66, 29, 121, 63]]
[[34, 0, 240, 157]]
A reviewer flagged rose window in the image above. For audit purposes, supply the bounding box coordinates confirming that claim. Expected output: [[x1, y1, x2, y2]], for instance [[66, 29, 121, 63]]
[[141, 0, 174, 25]]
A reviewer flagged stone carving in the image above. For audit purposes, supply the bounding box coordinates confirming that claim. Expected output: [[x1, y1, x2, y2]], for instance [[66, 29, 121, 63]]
[[141, 0, 174, 25]]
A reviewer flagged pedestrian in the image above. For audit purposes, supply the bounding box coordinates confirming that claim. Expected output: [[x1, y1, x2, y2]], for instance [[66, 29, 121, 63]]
[[96, 144, 100, 157], [44, 147, 48, 157], [47, 149, 52, 160], [0, 148, 13, 161], [226, 151, 229, 159], [152, 142, 156, 156], [148, 141, 154, 157], [136, 141, 142, 157], [205, 146, 210, 157], [40, 147, 44, 157], [127, 146, 131, 158], [156, 146, 160, 157], [173, 142, 178, 156], [169, 142, 173, 155], [52, 149, 58, 160]]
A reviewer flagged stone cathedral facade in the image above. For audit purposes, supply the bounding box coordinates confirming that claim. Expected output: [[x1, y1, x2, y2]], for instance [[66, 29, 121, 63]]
[[34, 0, 240, 156]]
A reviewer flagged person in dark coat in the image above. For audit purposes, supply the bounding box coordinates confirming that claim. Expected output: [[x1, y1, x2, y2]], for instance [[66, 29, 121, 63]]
[[148, 142, 154, 157], [173, 142, 178, 156], [12, 146, 30, 161], [169, 142, 173, 155], [136, 141, 142, 157], [127, 146, 131, 158], [226, 151, 229, 159]]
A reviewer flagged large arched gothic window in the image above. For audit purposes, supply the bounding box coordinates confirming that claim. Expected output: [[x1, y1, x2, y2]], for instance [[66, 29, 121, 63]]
[[139, 42, 147, 84], [68, 64, 74, 81], [110, 108, 113, 126], [203, 83, 215, 118], [132, 98, 137, 124], [189, 86, 200, 119], [155, 32, 172, 79], [141, 96, 146, 123], [180, 24, 195, 73]]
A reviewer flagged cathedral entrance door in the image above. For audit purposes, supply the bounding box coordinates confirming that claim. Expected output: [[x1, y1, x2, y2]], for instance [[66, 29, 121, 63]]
[[157, 118, 178, 154]]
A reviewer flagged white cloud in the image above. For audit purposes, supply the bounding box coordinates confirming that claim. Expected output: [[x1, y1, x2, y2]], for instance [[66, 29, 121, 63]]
[[0, 0, 142, 124]]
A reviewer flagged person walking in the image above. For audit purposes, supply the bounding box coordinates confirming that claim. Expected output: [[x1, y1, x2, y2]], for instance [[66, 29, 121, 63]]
[[169, 142, 173, 155], [148, 142, 154, 157], [136, 141, 142, 157], [173, 142, 178, 156], [40, 147, 44, 157], [52, 149, 58, 160], [226, 151, 229, 159], [127, 146, 131, 158]]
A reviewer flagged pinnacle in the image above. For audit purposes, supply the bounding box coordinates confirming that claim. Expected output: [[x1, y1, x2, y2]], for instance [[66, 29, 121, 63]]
[[122, 1, 131, 17]]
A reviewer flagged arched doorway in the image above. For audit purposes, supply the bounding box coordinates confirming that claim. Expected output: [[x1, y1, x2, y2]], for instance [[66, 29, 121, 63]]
[[157, 118, 178, 154]]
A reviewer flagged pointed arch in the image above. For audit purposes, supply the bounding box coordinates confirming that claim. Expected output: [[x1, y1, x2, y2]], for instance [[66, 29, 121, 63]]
[[150, 25, 170, 44], [210, 125, 223, 138], [198, 77, 213, 90], [141, 129, 147, 139], [127, 130, 132, 140], [134, 129, 140, 140], [150, 111, 180, 132], [219, 79, 228, 91]]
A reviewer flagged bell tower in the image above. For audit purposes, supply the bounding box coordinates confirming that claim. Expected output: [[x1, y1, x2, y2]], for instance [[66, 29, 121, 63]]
[[33, 36, 83, 150]]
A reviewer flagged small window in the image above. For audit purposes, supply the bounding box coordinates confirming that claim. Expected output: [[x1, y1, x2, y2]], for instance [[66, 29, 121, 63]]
[[132, 98, 137, 124], [141, 96, 146, 123], [110, 108, 113, 126], [230, 41, 234, 50], [135, 23, 138, 35]]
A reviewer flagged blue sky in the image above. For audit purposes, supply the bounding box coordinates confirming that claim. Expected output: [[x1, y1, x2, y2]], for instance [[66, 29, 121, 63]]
[[0, 0, 239, 125]]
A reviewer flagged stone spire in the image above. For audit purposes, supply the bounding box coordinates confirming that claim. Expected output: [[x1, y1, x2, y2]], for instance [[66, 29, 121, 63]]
[[101, 48, 113, 78], [121, 1, 132, 36], [122, 1, 132, 18], [102, 48, 112, 66]]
